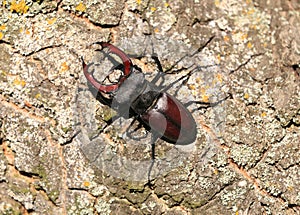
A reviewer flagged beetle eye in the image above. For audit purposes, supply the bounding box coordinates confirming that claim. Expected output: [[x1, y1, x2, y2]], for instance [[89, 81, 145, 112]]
[[136, 94, 150, 108], [141, 91, 159, 107]]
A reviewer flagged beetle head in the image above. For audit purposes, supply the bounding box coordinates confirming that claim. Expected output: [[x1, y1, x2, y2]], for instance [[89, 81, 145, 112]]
[[131, 91, 160, 115]]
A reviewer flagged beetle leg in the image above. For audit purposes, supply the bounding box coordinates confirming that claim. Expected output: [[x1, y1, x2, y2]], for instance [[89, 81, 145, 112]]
[[147, 133, 159, 185], [183, 94, 231, 114], [125, 118, 149, 140], [150, 54, 197, 92], [88, 112, 125, 141], [150, 55, 166, 87]]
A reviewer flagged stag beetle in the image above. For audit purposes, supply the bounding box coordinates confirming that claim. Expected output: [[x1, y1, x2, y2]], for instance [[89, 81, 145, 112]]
[[82, 42, 197, 145]]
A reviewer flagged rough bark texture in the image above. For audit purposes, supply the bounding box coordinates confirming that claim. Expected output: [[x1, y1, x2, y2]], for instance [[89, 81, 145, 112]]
[[0, 0, 299, 214]]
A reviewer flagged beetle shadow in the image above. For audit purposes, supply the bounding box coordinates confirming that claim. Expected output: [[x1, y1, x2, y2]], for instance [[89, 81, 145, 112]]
[[83, 39, 230, 185], [90, 46, 217, 125]]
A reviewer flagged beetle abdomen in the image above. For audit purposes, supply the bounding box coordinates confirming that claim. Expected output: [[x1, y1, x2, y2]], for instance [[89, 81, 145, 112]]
[[140, 92, 197, 144]]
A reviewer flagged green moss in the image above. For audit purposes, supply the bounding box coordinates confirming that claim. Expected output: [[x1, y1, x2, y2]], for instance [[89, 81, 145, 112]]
[[101, 107, 117, 122], [0, 70, 8, 80], [33, 164, 47, 179], [9, 183, 30, 195], [61, 126, 71, 134], [33, 163, 60, 202], [186, 199, 207, 209], [1, 207, 22, 215], [48, 190, 60, 202], [125, 182, 145, 192]]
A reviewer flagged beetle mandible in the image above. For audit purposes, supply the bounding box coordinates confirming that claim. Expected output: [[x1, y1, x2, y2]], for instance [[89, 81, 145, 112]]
[[82, 42, 197, 145]]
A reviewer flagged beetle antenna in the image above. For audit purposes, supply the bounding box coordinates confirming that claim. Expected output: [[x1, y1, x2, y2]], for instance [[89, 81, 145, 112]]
[[148, 38, 166, 86]]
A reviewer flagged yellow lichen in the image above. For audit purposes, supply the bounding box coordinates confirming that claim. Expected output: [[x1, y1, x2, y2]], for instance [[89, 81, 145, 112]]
[[240, 33, 248, 40], [247, 8, 255, 15], [136, 0, 142, 5], [47, 17, 57, 25], [0, 25, 6, 31], [244, 93, 249, 99], [223, 35, 230, 42], [10, 0, 29, 14], [247, 42, 253, 49], [151, 7, 157, 12], [0, 32, 3, 40], [35, 93, 41, 99], [216, 73, 223, 83], [60, 62, 69, 73], [216, 54, 221, 63], [13, 78, 26, 87], [202, 94, 209, 103], [215, 0, 220, 7], [83, 181, 90, 187], [188, 84, 196, 90], [75, 2, 86, 12], [261, 112, 267, 117], [25, 29, 30, 35]]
